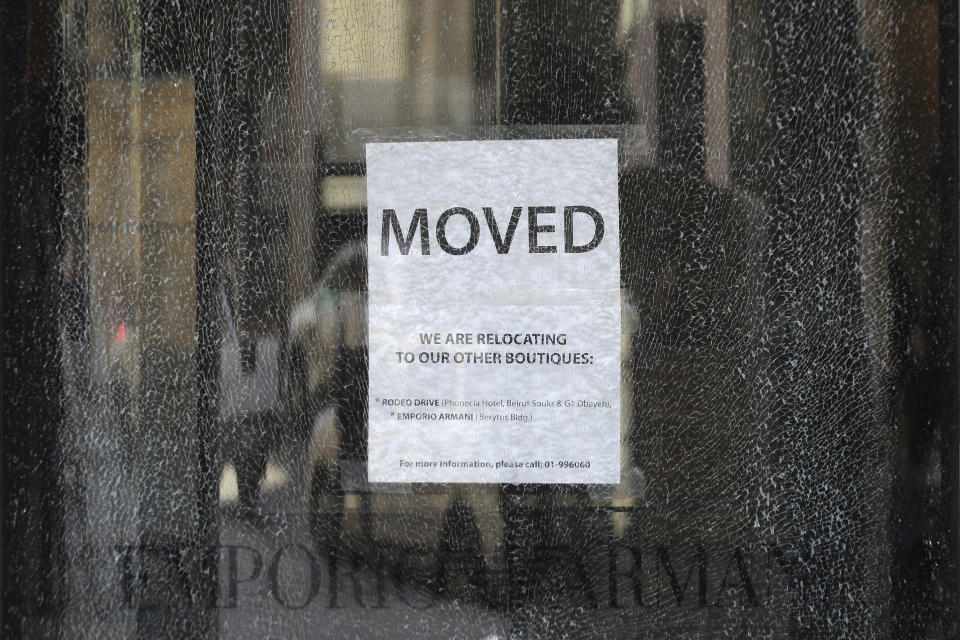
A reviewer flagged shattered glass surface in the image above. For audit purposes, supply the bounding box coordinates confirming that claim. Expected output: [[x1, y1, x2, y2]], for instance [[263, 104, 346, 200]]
[[2, 0, 958, 638]]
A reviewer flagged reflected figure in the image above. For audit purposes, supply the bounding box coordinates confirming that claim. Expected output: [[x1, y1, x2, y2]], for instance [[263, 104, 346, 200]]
[[219, 290, 288, 519], [288, 243, 368, 543]]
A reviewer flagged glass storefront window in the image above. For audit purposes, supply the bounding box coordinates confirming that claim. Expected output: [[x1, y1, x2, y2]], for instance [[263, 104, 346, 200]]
[[2, 0, 958, 637]]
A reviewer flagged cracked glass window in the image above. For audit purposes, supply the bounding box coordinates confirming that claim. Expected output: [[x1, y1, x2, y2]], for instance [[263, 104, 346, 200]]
[[2, 0, 959, 638]]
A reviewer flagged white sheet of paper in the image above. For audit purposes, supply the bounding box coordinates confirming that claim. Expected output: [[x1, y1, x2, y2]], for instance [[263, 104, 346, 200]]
[[366, 139, 620, 483]]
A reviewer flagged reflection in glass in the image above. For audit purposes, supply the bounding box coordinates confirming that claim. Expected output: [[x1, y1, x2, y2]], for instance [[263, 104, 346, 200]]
[[1, 0, 956, 637]]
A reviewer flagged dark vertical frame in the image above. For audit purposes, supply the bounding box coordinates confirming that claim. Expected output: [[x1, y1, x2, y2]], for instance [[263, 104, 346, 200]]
[[192, 46, 222, 640], [656, 18, 706, 177], [763, 3, 885, 634], [936, 0, 959, 633], [191, 0, 224, 636], [889, 2, 960, 636], [472, 0, 498, 125], [0, 1, 21, 628], [1, 0, 66, 636]]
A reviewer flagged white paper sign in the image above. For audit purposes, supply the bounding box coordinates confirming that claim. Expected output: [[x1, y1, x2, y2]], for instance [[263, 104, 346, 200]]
[[366, 139, 620, 483]]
